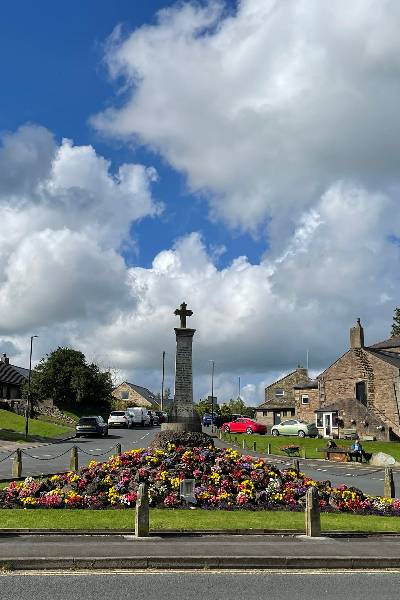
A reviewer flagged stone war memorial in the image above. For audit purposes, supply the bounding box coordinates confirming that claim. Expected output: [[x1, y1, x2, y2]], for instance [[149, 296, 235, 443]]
[[161, 301, 201, 433]]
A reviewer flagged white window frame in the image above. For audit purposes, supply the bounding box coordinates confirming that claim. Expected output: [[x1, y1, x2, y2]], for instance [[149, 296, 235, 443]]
[[275, 388, 285, 397], [301, 395, 309, 405]]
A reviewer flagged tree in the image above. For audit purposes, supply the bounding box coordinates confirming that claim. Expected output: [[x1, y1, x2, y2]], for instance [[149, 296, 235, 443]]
[[195, 398, 220, 416], [27, 347, 113, 410], [391, 307, 400, 337]]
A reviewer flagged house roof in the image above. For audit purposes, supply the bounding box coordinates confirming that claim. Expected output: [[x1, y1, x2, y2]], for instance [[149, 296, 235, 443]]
[[314, 404, 339, 413], [0, 362, 28, 386], [293, 380, 318, 390], [123, 382, 160, 408], [369, 335, 400, 350], [256, 399, 296, 410], [365, 348, 400, 368], [265, 370, 296, 389]]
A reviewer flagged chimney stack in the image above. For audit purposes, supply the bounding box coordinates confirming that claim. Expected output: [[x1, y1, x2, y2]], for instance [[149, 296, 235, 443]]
[[350, 318, 364, 349], [1, 353, 9, 365]]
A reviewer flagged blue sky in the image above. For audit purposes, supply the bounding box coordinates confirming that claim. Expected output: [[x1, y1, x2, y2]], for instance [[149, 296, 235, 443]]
[[0, 1, 399, 405], [0, 0, 263, 270]]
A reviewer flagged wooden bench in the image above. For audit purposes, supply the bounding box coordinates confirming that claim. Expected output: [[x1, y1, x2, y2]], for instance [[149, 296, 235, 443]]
[[317, 447, 371, 463], [340, 428, 358, 440]]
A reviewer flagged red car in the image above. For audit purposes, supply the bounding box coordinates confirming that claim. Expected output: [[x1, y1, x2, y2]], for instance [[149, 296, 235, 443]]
[[222, 418, 266, 435]]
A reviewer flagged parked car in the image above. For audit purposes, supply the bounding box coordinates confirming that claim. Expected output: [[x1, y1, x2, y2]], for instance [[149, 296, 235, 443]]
[[126, 406, 151, 427], [155, 410, 167, 424], [147, 410, 160, 426], [222, 418, 266, 435], [108, 411, 131, 428], [202, 413, 218, 426], [76, 416, 108, 437], [271, 419, 318, 438]]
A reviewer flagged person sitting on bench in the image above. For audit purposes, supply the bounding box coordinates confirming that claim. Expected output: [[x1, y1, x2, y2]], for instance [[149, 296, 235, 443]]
[[349, 439, 364, 462]]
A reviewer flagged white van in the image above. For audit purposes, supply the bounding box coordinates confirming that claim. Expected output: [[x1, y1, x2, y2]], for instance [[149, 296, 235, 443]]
[[126, 407, 151, 427]]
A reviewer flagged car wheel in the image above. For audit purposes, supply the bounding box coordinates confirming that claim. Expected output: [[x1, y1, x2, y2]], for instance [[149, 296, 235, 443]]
[[298, 430, 306, 438], [75, 434, 81, 438], [246, 427, 253, 435], [223, 425, 230, 433], [272, 429, 279, 436]]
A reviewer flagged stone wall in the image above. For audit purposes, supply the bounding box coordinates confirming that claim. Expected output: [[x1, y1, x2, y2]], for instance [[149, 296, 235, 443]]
[[295, 388, 319, 423], [319, 348, 400, 438], [265, 367, 309, 404], [255, 407, 295, 427]]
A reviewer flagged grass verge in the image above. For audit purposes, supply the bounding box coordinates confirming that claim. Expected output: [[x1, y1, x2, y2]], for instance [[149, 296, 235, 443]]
[[222, 432, 400, 461], [0, 509, 399, 532], [0, 409, 73, 442]]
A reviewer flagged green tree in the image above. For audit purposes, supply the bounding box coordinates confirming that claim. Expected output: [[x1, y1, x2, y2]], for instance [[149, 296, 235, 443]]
[[391, 307, 400, 337], [27, 347, 113, 410], [196, 398, 220, 416]]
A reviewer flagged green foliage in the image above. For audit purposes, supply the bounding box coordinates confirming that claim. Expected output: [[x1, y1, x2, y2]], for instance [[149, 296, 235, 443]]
[[196, 398, 220, 416], [150, 430, 214, 450], [220, 398, 256, 419], [27, 347, 113, 411], [391, 307, 400, 337]]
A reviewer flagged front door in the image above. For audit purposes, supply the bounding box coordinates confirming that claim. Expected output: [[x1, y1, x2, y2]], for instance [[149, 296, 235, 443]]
[[273, 412, 281, 425], [323, 413, 332, 438]]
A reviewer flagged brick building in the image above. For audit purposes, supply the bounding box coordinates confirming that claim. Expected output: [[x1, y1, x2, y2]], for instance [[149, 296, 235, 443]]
[[256, 320, 400, 440], [112, 382, 160, 409]]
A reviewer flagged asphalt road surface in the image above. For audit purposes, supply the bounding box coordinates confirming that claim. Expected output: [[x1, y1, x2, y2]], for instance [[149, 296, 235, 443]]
[[1, 571, 400, 600], [0, 425, 160, 479]]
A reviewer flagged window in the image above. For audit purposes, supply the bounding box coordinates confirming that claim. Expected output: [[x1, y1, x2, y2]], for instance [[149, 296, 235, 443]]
[[316, 413, 323, 428], [275, 388, 285, 397], [355, 381, 367, 406], [120, 391, 129, 400], [301, 395, 309, 405], [262, 411, 268, 416], [282, 410, 287, 416], [290, 409, 295, 416]]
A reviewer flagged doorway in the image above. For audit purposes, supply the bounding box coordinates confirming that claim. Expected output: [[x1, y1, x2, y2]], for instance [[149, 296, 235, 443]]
[[323, 413, 332, 438]]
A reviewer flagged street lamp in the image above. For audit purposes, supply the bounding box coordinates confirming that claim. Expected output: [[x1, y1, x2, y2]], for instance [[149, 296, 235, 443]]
[[161, 350, 166, 412], [25, 335, 38, 439], [209, 360, 215, 430]]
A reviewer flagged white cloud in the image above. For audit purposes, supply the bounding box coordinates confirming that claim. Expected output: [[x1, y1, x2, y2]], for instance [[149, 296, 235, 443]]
[[0, 125, 159, 334], [93, 0, 400, 235]]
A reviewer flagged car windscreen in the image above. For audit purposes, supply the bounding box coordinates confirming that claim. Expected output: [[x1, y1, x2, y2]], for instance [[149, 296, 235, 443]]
[[78, 418, 97, 425], [111, 411, 126, 416]]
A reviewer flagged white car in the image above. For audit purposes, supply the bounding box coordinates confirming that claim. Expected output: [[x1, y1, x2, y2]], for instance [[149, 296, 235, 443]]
[[108, 411, 131, 428], [126, 407, 151, 427]]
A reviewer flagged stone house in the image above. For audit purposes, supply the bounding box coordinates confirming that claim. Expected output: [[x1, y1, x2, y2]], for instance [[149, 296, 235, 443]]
[[255, 367, 309, 427], [265, 320, 400, 440], [112, 382, 160, 410], [0, 353, 29, 402]]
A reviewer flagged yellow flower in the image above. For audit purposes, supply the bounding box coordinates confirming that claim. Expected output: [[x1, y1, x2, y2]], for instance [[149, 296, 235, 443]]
[[170, 477, 181, 489], [21, 496, 37, 506]]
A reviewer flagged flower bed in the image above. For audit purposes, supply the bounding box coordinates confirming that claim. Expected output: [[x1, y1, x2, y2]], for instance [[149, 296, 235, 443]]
[[0, 444, 399, 515]]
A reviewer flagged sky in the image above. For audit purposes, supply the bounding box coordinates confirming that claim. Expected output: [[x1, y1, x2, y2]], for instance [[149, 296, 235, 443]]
[[1, 0, 400, 406]]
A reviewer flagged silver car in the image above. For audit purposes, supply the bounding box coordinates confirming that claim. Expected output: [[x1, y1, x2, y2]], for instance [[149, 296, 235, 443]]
[[108, 411, 131, 428]]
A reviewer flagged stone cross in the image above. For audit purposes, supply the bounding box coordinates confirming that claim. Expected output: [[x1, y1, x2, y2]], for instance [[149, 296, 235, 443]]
[[174, 301, 193, 329], [135, 482, 149, 537]]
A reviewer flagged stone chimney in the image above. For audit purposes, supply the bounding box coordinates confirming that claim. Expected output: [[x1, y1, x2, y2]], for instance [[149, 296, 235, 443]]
[[1, 353, 9, 365], [295, 366, 309, 380], [350, 318, 364, 349]]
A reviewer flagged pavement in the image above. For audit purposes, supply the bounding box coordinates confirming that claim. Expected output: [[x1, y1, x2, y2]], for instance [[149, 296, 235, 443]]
[[1, 532, 400, 570]]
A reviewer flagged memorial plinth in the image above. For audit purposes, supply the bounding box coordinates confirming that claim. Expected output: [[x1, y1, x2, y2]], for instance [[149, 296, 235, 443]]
[[161, 302, 201, 433]]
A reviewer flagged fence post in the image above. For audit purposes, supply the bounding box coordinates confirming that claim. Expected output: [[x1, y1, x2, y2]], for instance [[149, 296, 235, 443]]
[[305, 487, 321, 537], [302, 448, 307, 459], [253, 441, 257, 452], [70, 446, 78, 471], [384, 467, 395, 498], [267, 443, 271, 455], [219, 429, 222, 440], [292, 458, 300, 474], [12, 448, 22, 478], [135, 482, 149, 537], [242, 439, 246, 450], [115, 443, 122, 456]]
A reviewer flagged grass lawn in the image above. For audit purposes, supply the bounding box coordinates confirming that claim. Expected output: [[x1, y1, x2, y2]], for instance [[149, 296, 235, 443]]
[[0, 409, 73, 442], [0, 509, 399, 532], [222, 432, 400, 461]]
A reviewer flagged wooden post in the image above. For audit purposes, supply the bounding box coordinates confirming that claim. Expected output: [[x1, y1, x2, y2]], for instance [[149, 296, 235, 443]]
[[253, 441, 257, 452], [384, 467, 395, 498], [12, 448, 22, 478], [135, 482, 149, 537], [292, 458, 300, 474], [242, 439, 246, 450], [115, 443, 122, 456], [302, 448, 307, 459], [219, 430, 222, 440], [305, 487, 321, 537], [70, 446, 78, 471], [267, 443, 271, 454]]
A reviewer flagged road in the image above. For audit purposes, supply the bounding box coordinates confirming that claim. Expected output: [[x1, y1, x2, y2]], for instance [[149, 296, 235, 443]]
[[0, 425, 159, 479], [1, 571, 400, 600]]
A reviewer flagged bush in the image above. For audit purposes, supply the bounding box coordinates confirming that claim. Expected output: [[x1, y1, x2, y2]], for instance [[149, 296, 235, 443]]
[[150, 430, 214, 450]]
